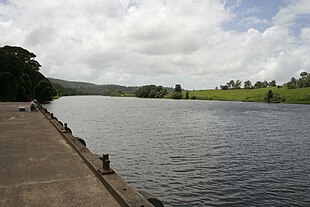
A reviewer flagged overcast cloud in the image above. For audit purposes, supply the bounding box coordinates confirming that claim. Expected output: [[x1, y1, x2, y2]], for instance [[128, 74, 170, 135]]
[[1, 0, 310, 89]]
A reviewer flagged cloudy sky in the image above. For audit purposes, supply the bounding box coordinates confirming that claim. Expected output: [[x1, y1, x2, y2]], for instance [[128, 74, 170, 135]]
[[1, 0, 310, 89]]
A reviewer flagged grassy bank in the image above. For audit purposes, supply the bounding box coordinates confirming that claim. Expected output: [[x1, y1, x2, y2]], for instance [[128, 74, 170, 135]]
[[188, 87, 310, 104]]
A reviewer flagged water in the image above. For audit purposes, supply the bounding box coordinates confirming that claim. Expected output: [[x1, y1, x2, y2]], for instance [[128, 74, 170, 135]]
[[43, 96, 310, 207]]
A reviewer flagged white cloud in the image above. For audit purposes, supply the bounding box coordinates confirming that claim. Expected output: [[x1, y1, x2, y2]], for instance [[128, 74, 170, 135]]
[[273, 0, 310, 27], [0, 0, 309, 89], [240, 16, 269, 26]]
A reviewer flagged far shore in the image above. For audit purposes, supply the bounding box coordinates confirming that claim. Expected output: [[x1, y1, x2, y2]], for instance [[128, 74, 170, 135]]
[[52, 86, 310, 105]]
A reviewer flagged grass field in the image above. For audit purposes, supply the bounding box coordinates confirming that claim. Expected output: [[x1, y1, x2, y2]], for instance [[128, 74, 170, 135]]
[[187, 87, 310, 104]]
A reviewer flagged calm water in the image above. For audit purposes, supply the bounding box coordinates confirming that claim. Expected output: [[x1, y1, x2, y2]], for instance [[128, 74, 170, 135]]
[[44, 96, 310, 207]]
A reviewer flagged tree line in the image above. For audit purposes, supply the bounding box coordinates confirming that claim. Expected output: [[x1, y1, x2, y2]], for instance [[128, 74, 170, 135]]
[[220, 79, 277, 90], [219, 72, 309, 90], [135, 84, 186, 99], [284, 72, 310, 89], [135, 85, 168, 98], [0, 46, 54, 102]]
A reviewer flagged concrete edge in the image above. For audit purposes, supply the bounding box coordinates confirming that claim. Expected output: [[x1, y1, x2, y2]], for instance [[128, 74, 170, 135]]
[[38, 106, 155, 207]]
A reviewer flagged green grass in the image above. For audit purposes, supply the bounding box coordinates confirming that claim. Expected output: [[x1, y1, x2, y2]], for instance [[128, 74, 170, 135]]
[[187, 87, 310, 104]]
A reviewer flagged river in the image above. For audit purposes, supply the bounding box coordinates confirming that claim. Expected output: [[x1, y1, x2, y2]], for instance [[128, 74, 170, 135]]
[[43, 96, 310, 207]]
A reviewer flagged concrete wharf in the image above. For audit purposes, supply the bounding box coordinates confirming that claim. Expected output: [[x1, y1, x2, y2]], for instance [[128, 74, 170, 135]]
[[0, 102, 155, 207]]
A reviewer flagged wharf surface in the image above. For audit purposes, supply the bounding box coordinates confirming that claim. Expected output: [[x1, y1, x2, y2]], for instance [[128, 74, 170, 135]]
[[0, 102, 153, 207]]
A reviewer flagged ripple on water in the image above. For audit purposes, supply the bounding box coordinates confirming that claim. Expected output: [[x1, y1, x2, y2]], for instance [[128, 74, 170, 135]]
[[44, 97, 310, 207]]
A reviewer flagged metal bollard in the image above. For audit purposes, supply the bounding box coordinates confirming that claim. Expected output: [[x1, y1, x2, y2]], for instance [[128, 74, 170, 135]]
[[102, 154, 110, 170], [98, 154, 115, 175], [62, 123, 71, 133]]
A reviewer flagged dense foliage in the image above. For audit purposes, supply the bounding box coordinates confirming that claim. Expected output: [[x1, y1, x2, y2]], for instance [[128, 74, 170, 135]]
[[170, 84, 183, 99], [135, 85, 168, 98], [0, 46, 54, 102]]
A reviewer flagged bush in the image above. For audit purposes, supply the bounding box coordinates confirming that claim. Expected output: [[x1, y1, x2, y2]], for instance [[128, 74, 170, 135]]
[[171, 92, 183, 99]]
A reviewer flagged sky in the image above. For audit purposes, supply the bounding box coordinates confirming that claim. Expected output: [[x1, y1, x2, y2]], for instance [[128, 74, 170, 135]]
[[0, 0, 310, 89]]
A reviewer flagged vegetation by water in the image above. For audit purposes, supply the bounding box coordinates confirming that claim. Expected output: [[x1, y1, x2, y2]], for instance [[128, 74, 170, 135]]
[[188, 87, 310, 104], [0, 46, 54, 102], [188, 72, 310, 104]]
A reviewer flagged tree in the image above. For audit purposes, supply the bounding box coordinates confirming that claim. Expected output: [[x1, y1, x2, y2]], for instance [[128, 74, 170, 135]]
[[34, 79, 53, 102], [266, 90, 273, 103], [185, 90, 189, 99], [220, 85, 229, 90], [263, 80, 269, 88], [175, 84, 182, 93], [171, 84, 183, 99], [244, 80, 252, 89], [287, 77, 298, 89], [233, 80, 242, 89], [298, 72, 310, 88], [269, 80, 276, 87], [0, 45, 52, 101], [300, 71, 308, 78], [135, 85, 167, 98], [254, 81, 263, 89], [226, 80, 235, 89]]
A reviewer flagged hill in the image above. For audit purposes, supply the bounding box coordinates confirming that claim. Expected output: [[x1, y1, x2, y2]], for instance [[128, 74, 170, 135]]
[[49, 78, 138, 96], [49, 78, 97, 88]]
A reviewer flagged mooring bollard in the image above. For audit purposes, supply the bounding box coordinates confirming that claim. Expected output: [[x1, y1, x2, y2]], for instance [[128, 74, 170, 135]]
[[102, 154, 110, 170], [98, 154, 115, 175], [50, 113, 54, 119], [62, 123, 70, 133]]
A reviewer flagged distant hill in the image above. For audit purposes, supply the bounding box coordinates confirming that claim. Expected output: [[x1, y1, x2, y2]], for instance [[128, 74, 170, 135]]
[[49, 78, 139, 96], [49, 78, 97, 88]]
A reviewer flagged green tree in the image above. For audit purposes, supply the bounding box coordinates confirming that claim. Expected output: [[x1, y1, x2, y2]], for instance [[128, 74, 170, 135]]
[[287, 77, 298, 89], [34, 80, 53, 102], [269, 80, 276, 87], [254, 81, 263, 89], [226, 80, 234, 89], [185, 90, 189, 99], [175, 84, 182, 93], [266, 89, 273, 103], [244, 80, 252, 89], [135, 85, 167, 98], [263, 80, 269, 88], [298, 72, 310, 88], [220, 85, 229, 90], [0, 45, 50, 101], [171, 84, 183, 99], [233, 80, 242, 89]]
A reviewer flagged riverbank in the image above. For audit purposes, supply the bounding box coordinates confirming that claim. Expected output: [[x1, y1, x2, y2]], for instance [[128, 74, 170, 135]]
[[52, 86, 310, 105], [187, 87, 310, 104]]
